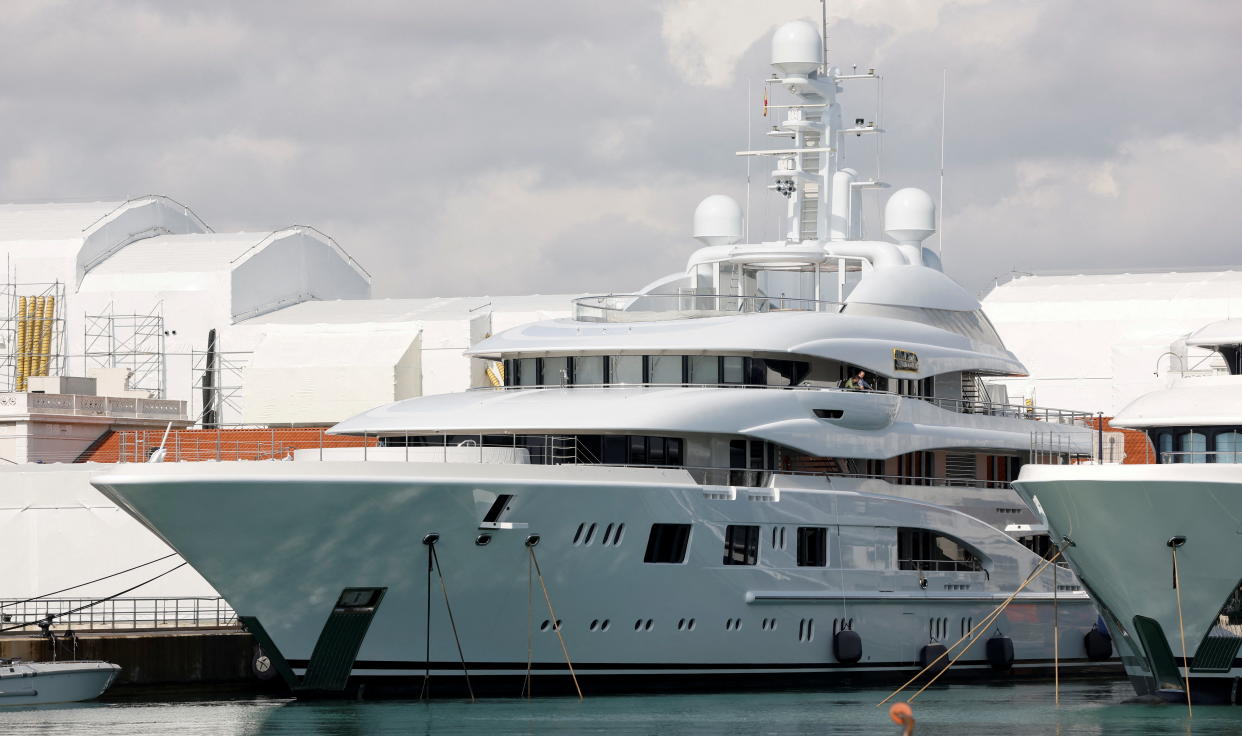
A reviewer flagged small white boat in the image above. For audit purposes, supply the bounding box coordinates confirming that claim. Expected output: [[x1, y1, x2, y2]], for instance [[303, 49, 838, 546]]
[[0, 659, 120, 706]]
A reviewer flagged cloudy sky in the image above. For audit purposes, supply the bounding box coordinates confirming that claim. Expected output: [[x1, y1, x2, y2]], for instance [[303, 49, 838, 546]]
[[1, 0, 1239, 298]]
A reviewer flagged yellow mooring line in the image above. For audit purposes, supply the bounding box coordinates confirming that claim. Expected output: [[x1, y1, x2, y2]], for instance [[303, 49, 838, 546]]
[[878, 543, 1069, 707]]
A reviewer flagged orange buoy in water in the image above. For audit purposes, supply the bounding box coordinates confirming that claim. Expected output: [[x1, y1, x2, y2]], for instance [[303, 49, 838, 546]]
[[888, 702, 915, 735]]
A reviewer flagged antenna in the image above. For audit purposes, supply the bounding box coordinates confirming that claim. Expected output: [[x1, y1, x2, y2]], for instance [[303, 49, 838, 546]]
[[745, 81, 753, 242], [938, 69, 947, 260], [820, 0, 829, 71]]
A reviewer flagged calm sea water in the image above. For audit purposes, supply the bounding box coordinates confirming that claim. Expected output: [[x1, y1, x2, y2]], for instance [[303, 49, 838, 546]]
[[0, 680, 1235, 735]]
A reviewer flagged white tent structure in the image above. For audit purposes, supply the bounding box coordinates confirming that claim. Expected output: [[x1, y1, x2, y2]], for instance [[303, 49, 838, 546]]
[[233, 295, 577, 425], [982, 270, 1242, 416]]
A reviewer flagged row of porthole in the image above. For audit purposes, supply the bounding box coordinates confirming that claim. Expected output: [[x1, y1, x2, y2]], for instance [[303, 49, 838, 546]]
[[797, 618, 816, 642], [572, 522, 626, 547], [770, 526, 787, 550], [959, 616, 975, 637], [676, 618, 697, 631], [930, 616, 950, 640], [761, 617, 778, 631], [725, 618, 743, 631], [832, 617, 855, 634]]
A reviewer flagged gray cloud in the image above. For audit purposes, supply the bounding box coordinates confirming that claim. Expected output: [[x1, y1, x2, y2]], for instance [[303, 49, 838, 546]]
[[0, 0, 1238, 300]]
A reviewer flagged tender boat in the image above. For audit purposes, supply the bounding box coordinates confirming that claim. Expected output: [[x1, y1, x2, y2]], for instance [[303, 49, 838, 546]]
[[0, 659, 120, 706], [91, 20, 1108, 697]]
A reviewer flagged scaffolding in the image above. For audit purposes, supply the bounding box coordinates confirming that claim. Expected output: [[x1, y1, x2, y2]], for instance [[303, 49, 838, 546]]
[[0, 280, 66, 392], [83, 307, 167, 398], [190, 347, 249, 427]]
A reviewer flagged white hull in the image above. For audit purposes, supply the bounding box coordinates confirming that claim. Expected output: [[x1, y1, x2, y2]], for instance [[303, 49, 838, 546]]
[[95, 461, 1107, 696], [0, 661, 119, 706], [1014, 464, 1242, 704]]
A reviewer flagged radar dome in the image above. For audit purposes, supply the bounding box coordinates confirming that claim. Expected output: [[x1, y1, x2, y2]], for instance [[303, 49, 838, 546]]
[[884, 187, 936, 245], [770, 21, 822, 79], [693, 194, 744, 246]]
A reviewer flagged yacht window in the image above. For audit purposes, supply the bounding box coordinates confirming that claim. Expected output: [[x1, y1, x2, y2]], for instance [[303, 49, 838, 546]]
[[610, 355, 644, 384], [543, 357, 569, 386], [574, 356, 605, 385], [648, 355, 684, 384], [517, 358, 539, 386], [667, 439, 683, 466], [797, 527, 828, 567], [763, 359, 809, 387], [722, 356, 746, 384], [1179, 431, 1208, 463], [1216, 431, 1242, 463], [898, 528, 982, 572], [688, 355, 720, 384], [649, 437, 667, 464], [644, 524, 691, 564], [629, 435, 647, 464], [602, 436, 628, 464], [723, 525, 760, 566], [748, 358, 768, 385]]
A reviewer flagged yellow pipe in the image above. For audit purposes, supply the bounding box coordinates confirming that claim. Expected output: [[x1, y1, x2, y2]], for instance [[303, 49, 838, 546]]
[[33, 296, 45, 379], [39, 295, 54, 377], [15, 296, 28, 391]]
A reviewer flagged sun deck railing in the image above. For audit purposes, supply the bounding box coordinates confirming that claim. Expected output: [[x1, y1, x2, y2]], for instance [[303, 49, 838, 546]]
[[0, 596, 238, 634], [470, 382, 1092, 425], [572, 293, 842, 322]]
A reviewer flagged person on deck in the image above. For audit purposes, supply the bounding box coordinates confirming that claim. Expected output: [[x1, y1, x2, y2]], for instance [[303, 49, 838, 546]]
[[844, 370, 871, 391]]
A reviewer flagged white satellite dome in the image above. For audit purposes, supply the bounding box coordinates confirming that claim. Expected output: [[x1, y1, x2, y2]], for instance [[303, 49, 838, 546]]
[[693, 194, 744, 246], [884, 187, 936, 245], [770, 21, 822, 79]]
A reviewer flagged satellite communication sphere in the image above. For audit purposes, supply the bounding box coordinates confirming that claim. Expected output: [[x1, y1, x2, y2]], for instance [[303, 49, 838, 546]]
[[770, 20, 823, 77], [884, 187, 936, 244], [693, 194, 744, 246]]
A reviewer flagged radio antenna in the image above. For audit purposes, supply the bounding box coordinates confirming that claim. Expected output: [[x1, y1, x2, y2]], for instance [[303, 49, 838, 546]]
[[938, 68, 947, 260], [820, 0, 829, 70]]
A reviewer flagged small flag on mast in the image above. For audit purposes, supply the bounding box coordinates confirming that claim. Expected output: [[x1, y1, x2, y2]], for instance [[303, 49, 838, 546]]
[[762, 88, 768, 117]]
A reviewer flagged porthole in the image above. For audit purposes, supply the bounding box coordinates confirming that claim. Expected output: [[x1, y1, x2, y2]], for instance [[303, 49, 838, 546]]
[[645, 619, 654, 631], [601, 619, 611, 631], [573, 523, 585, 545], [589, 619, 599, 631], [584, 523, 597, 545], [688, 618, 696, 631], [634, 619, 643, 631], [614, 523, 626, 545], [602, 523, 614, 545], [677, 618, 686, 631]]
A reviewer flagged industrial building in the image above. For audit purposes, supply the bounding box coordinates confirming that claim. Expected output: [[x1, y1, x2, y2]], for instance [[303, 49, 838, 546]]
[[0, 196, 574, 604]]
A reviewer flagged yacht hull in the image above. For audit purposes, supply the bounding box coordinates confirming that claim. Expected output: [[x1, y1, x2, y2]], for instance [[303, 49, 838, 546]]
[[1014, 464, 1242, 704], [94, 461, 1106, 697]]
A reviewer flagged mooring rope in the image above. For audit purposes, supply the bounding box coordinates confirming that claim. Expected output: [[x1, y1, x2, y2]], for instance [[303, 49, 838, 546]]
[[528, 541, 583, 700], [1053, 558, 1060, 706], [878, 543, 1068, 706], [430, 545, 475, 703], [0, 561, 187, 634], [420, 536, 433, 701], [1, 553, 179, 610], [522, 548, 535, 698], [1170, 542, 1193, 717]]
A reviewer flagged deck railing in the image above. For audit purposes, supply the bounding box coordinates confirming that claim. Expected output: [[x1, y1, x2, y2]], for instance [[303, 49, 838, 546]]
[[572, 293, 842, 322]]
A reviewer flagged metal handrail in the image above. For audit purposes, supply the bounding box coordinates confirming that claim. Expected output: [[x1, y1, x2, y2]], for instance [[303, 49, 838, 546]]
[[0, 596, 237, 634], [468, 382, 1092, 424], [573, 293, 842, 322], [1159, 450, 1242, 463]]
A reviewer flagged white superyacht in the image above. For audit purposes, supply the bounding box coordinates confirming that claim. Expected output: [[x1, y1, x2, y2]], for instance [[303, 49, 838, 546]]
[[92, 21, 1106, 697], [1014, 318, 1242, 705]]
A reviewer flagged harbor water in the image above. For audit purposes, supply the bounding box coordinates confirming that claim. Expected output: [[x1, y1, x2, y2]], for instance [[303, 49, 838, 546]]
[[1, 680, 1236, 735]]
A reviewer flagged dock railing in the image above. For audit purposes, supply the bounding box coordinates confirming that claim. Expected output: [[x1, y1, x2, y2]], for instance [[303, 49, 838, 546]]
[[0, 596, 238, 634]]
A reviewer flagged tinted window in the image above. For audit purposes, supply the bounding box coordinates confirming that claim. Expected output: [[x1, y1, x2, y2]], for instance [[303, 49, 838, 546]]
[[688, 355, 719, 384], [723, 525, 760, 565], [722, 356, 746, 384], [543, 357, 569, 386], [648, 355, 683, 384], [1180, 431, 1208, 463], [574, 356, 605, 385], [517, 358, 539, 386], [602, 435, 628, 464], [644, 524, 691, 563], [1217, 431, 1242, 463], [610, 355, 643, 384], [797, 527, 828, 567]]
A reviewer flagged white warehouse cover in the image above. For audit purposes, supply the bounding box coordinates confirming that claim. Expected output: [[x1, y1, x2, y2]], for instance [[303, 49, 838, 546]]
[[982, 270, 1242, 415]]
